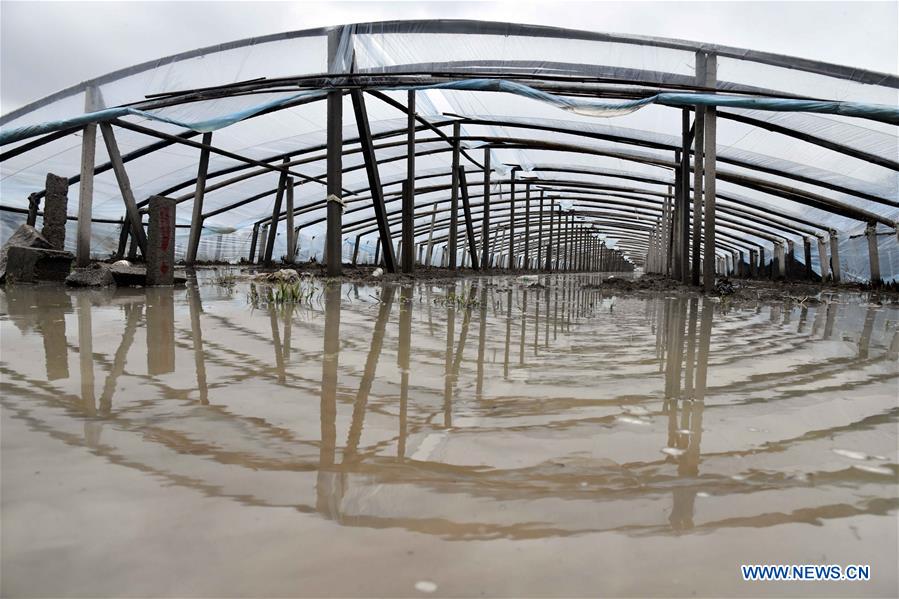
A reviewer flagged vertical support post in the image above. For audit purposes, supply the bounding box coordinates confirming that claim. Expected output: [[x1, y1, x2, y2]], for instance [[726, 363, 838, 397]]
[[76, 85, 100, 267], [186, 131, 213, 265], [775, 242, 786, 278], [829, 230, 842, 282], [249, 223, 260, 262], [680, 108, 691, 283], [351, 89, 395, 272], [546, 201, 555, 271], [538, 190, 544, 270], [402, 90, 416, 274], [264, 158, 289, 266], [480, 148, 491, 268], [257, 224, 269, 264], [508, 169, 516, 270], [352, 235, 361, 265], [524, 182, 531, 270], [692, 53, 706, 286], [326, 30, 344, 277], [803, 237, 812, 280], [701, 53, 718, 291], [672, 153, 682, 280], [146, 196, 176, 286], [448, 121, 461, 269], [425, 203, 438, 266], [866, 223, 881, 285], [817, 236, 830, 280], [99, 122, 149, 257], [458, 167, 479, 269], [285, 179, 296, 264]]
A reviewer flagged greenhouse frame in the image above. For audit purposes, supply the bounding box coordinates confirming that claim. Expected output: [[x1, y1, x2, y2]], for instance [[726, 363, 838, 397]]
[[1, 20, 897, 284]]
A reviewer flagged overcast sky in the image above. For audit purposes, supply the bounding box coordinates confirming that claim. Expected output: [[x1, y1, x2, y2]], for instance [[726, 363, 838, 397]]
[[1, 0, 897, 114]]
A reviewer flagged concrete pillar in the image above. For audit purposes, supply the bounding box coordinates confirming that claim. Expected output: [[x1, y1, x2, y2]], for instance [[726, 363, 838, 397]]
[[786, 240, 795, 280], [817, 236, 830, 280], [42, 173, 68, 251], [866, 223, 881, 284], [146, 196, 176, 286], [775, 242, 786, 278], [829, 231, 842, 282], [803, 237, 813, 280], [257, 224, 269, 264], [76, 85, 101, 267]]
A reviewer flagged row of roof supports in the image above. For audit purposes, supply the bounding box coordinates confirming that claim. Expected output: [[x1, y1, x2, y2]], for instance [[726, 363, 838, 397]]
[[24, 48, 887, 284]]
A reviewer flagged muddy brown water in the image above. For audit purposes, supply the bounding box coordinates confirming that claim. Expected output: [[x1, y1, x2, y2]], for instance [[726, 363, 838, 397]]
[[1, 273, 897, 598]]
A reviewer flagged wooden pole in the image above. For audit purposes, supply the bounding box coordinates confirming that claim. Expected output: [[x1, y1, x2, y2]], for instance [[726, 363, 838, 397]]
[[76, 85, 100, 267], [351, 89, 396, 272], [448, 121, 461, 269], [538, 190, 544, 270], [524, 182, 531, 270], [459, 167, 479, 269], [702, 53, 718, 292], [692, 52, 706, 286], [264, 158, 289, 265], [285, 179, 296, 264], [508, 169, 516, 270], [680, 108, 691, 283], [185, 131, 213, 265], [480, 148, 491, 268], [99, 122, 149, 258], [325, 29, 346, 276], [425, 203, 438, 266], [402, 90, 416, 274]]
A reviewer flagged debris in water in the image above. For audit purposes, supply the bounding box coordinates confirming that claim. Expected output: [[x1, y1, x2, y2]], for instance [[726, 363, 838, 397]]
[[623, 405, 650, 416], [832, 448, 868, 461], [617, 415, 651, 426], [414, 581, 438, 593], [372, 267, 384, 278], [661, 447, 685, 457], [852, 464, 893, 476]]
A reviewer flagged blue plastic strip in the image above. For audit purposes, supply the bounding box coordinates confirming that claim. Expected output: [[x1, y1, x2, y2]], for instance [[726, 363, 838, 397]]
[[2, 78, 896, 146]]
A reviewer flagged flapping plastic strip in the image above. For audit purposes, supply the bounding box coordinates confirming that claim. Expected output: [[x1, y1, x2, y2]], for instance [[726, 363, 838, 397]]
[[3, 79, 897, 146]]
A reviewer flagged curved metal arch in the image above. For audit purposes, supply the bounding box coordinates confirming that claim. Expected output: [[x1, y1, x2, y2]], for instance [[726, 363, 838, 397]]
[[280, 177, 803, 252], [152, 113, 892, 226], [6, 18, 894, 125]]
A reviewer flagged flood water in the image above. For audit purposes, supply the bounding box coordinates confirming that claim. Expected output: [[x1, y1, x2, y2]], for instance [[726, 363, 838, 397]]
[[1, 273, 897, 597]]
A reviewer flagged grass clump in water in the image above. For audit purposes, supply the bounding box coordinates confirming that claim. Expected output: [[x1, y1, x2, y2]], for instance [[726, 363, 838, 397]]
[[213, 271, 238, 288], [249, 279, 316, 307]]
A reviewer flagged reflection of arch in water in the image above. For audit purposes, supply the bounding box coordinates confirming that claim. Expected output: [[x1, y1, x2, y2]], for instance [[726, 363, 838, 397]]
[[1, 281, 897, 540]]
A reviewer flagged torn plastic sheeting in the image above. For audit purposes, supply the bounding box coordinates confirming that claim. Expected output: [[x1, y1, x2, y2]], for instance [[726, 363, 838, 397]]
[[4, 78, 898, 149], [402, 79, 899, 124], [0, 89, 327, 146]]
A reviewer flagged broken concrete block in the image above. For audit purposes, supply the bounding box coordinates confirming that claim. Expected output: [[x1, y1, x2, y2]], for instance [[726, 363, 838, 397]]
[[66, 263, 115, 287], [41, 173, 69, 251], [0, 224, 53, 282], [4, 246, 74, 283], [147, 196, 176, 286]]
